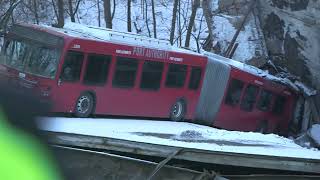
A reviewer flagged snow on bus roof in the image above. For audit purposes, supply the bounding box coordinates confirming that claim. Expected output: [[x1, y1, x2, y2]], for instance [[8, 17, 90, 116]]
[[203, 51, 281, 80], [202, 51, 317, 95], [42, 22, 202, 56]]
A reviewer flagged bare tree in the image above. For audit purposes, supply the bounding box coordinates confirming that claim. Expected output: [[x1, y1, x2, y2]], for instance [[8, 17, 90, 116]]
[[97, 0, 101, 26], [169, 0, 179, 45], [178, 0, 182, 46], [141, 0, 144, 19], [127, 0, 131, 32], [111, 0, 116, 20], [144, 0, 151, 37], [192, 14, 206, 53], [52, 0, 65, 28], [202, 0, 214, 51], [185, 0, 200, 48], [21, 0, 39, 24], [67, 0, 82, 22], [0, 0, 21, 34], [151, 0, 157, 38], [104, 0, 112, 28], [32, 0, 39, 24]]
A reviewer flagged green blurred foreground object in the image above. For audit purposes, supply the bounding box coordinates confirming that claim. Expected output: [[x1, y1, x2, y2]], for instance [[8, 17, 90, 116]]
[[0, 87, 62, 180], [0, 113, 61, 179]]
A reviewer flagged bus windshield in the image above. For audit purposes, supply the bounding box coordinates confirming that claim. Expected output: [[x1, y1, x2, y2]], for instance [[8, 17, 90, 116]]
[[0, 39, 61, 79]]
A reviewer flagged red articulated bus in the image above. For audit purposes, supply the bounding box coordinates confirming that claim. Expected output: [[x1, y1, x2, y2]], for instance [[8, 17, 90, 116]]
[[0, 23, 298, 134]]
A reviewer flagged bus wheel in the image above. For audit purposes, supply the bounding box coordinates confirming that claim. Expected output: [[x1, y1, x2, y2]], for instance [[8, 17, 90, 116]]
[[75, 93, 94, 118], [256, 121, 268, 134], [170, 99, 186, 121]]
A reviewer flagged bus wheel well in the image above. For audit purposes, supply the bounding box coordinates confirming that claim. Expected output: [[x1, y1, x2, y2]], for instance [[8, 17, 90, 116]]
[[170, 98, 187, 122], [74, 91, 96, 117], [84, 91, 96, 114]]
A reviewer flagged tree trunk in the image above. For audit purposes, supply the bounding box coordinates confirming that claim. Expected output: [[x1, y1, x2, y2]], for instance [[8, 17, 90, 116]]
[[32, 0, 39, 24], [97, 0, 101, 26], [68, 0, 82, 23], [0, 0, 21, 34], [145, 0, 151, 37], [57, 0, 64, 28], [68, 0, 75, 22], [185, 0, 200, 48], [104, 0, 112, 29], [111, 0, 116, 20], [178, 0, 182, 46], [141, 0, 144, 19], [127, 0, 131, 32], [151, 0, 156, 38], [202, 0, 214, 51], [169, 0, 179, 45]]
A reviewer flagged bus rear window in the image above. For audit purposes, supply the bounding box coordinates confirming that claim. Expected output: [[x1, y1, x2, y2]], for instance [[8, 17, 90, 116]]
[[84, 54, 111, 85], [189, 67, 202, 90], [140, 61, 164, 90], [272, 96, 286, 115], [240, 84, 259, 111], [112, 57, 138, 88], [165, 64, 187, 88], [257, 90, 273, 111], [225, 79, 244, 106]]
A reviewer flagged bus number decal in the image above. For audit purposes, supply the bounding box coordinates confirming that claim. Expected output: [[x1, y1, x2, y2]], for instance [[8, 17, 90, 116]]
[[283, 91, 291, 95], [169, 57, 183, 62], [254, 80, 263, 85], [116, 49, 132, 55], [72, 44, 81, 49]]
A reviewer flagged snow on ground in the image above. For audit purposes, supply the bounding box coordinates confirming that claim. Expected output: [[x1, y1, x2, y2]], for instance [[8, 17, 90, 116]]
[[38, 117, 320, 160]]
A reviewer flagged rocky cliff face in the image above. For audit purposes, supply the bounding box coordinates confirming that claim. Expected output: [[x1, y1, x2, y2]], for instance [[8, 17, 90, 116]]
[[257, 0, 320, 90], [209, 0, 320, 92]]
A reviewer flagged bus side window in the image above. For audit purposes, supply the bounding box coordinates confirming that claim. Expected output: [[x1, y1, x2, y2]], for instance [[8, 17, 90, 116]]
[[165, 64, 187, 88], [257, 90, 273, 111], [112, 57, 138, 88], [240, 85, 259, 111], [188, 67, 202, 90], [140, 61, 164, 90], [83, 54, 111, 85], [225, 79, 244, 106], [60, 51, 84, 82], [272, 96, 286, 115]]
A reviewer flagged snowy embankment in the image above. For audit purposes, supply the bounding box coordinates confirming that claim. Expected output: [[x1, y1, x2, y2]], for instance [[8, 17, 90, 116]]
[[38, 117, 320, 160]]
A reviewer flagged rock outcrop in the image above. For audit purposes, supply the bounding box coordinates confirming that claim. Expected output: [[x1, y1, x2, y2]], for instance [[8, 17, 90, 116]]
[[207, 0, 320, 93], [257, 0, 320, 90]]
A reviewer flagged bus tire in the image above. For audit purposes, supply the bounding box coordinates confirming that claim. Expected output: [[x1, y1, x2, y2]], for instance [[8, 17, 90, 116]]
[[170, 99, 186, 122], [256, 120, 268, 134], [74, 92, 94, 118]]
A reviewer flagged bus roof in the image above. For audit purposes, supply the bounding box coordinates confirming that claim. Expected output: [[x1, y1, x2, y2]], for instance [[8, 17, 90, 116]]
[[19, 22, 204, 57], [203, 51, 308, 94]]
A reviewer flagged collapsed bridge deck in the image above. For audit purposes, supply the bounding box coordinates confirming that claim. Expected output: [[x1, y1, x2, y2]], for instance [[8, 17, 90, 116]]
[[39, 117, 320, 174]]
